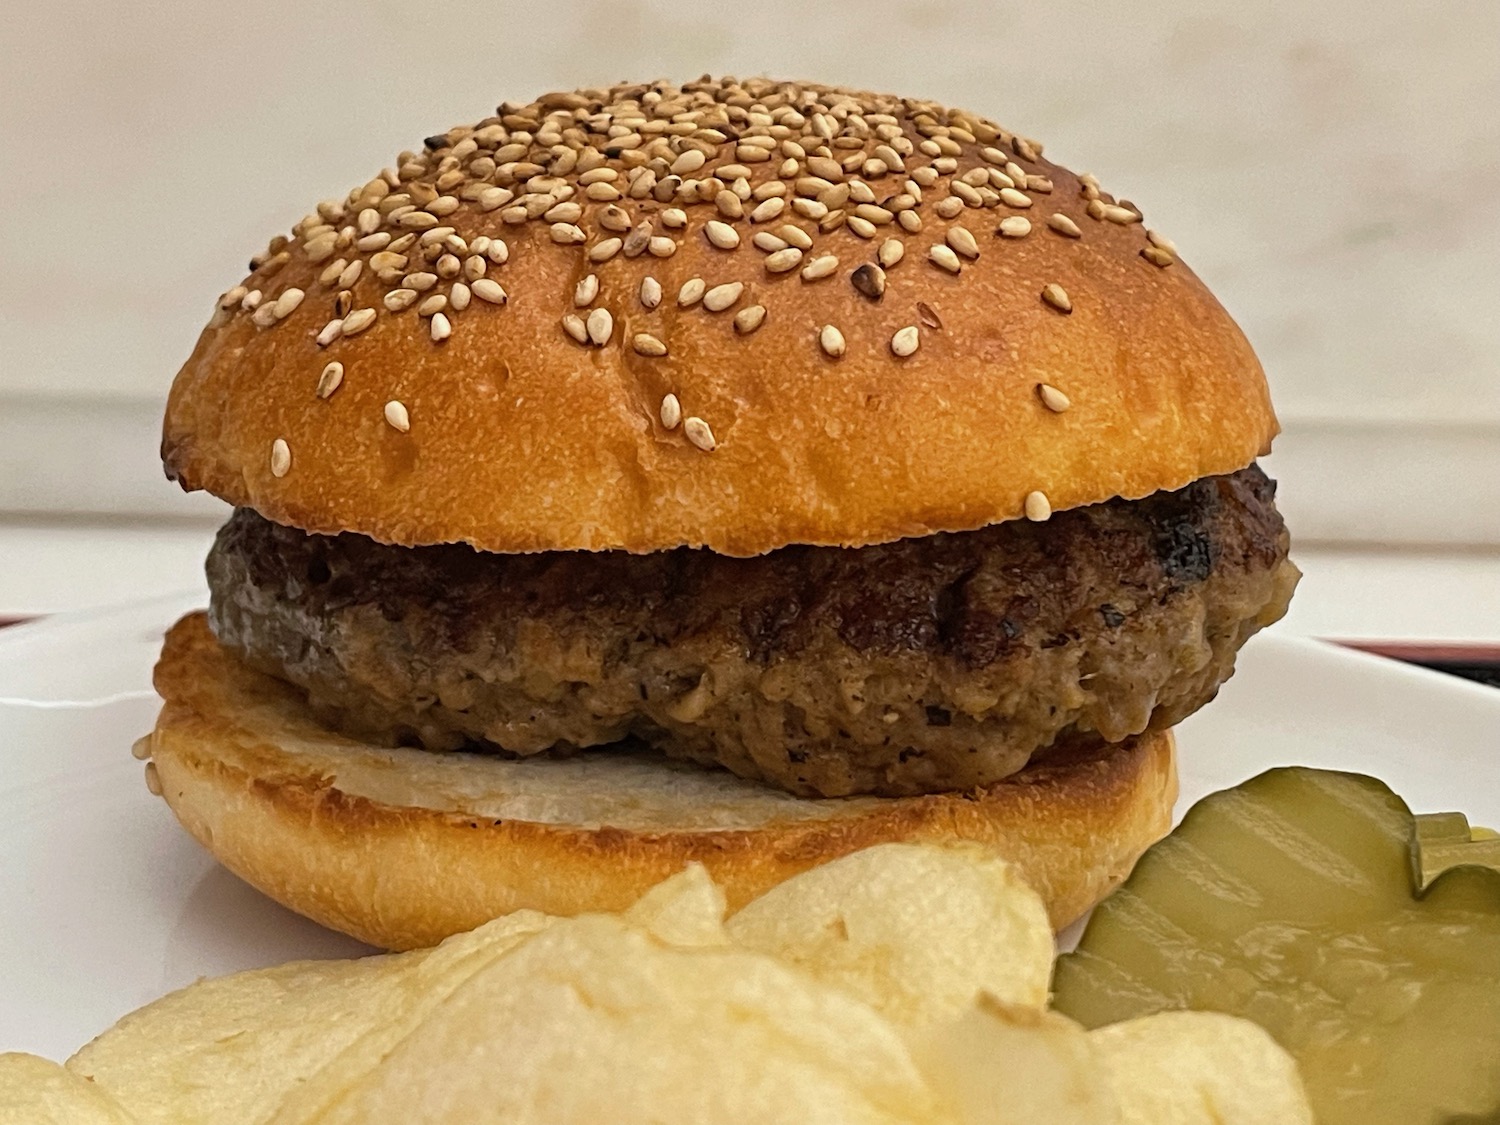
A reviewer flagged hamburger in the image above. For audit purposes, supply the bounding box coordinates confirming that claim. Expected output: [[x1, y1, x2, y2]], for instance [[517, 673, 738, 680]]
[[141, 77, 1299, 950]]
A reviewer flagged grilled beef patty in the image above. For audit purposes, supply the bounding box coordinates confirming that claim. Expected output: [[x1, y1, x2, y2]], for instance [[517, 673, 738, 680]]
[[206, 465, 1298, 797]]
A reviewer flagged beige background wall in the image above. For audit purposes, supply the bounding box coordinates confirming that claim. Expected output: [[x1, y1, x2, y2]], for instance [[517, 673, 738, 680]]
[[1, 0, 1497, 539]]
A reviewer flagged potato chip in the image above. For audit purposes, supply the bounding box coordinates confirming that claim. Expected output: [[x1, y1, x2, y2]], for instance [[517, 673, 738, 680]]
[[907, 997, 1121, 1125], [70, 909, 553, 1125], [622, 862, 728, 947], [0, 1053, 139, 1124], [1091, 1011, 1314, 1124], [727, 843, 1053, 1026], [276, 913, 942, 1125]]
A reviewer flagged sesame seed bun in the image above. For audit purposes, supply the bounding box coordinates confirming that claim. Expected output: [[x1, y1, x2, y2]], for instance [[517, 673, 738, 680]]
[[162, 78, 1276, 556], [142, 612, 1178, 950]]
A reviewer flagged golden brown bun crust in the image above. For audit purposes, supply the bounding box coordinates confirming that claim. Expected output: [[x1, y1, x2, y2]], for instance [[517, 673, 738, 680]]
[[144, 613, 1177, 950], [163, 79, 1275, 556]]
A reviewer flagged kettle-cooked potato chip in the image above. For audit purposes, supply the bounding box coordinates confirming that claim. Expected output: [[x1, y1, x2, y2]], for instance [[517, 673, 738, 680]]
[[276, 913, 942, 1125], [17, 844, 1316, 1125], [1091, 1010, 1314, 1125], [906, 997, 1121, 1125], [622, 862, 728, 947], [727, 843, 1054, 1026], [0, 1053, 139, 1125], [69, 908, 554, 1125]]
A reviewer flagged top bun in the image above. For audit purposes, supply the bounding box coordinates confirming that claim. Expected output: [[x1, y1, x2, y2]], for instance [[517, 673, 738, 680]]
[[163, 78, 1276, 556]]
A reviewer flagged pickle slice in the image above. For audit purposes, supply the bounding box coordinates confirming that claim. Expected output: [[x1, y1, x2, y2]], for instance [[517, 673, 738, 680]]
[[1052, 767, 1500, 1125]]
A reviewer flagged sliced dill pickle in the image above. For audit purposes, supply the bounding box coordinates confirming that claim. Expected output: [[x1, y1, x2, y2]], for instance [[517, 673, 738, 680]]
[[1052, 767, 1500, 1125], [1415, 811, 1500, 890]]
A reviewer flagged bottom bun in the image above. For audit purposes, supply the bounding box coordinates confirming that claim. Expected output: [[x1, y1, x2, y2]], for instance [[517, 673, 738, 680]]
[[143, 613, 1178, 950]]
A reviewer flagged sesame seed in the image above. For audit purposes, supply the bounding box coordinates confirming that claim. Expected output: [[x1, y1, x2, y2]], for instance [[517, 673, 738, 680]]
[[715, 191, 745, 220], [1000, 187, 1032, 209], [270, 438, 291, 478], [588, 237, 623, 263], [705, 220, 740, 250], [800, 254, 839, 281], [342, 307, 376, 336], [550, 223, 586, 244], [449, 282, 471, 311], [272, 288, 305, 319], [917, 301, 942, 329], [1102, 204, 1140, 225], [586, 307, 613, 346], [670, 149, 707, 175], [430, 312, 452, 342], [661, 208, 688, 228], [637, 277, 661, 310], [777, 225, 813, 251], [850, 263, 886, 300], [575, 274, 600, 307], [316, 362, 344, 399], [1042, 283, 1073, 313], [633, 333, 668, 356], [315, 318, 344, 346], [486, 239, 510, 265], [678, 277, 706, 307], [1142, 246, 1175, 267], [750, 197, 785, 223], [792, 197, 829, 220], [418, 294, 447, 317], [471, 279, 507, 304], [478, 187, 511, 211], [585, 182, 621, 202], [998, 216, 1032, 238], [952, 182, 983, 208], [891, 326, 920, 356], [898, 209, 923, 233], [753, 232, 788, 253], [877, 238, 905, 268], [847, 215, 877, 239], [683, 416, 716, 451], [648, 236, 677, 258], [1047, 213, 1082, 238], [946, 227, 980, 259], [623, 222, 653, 257], [734, 304, 768, 334], [1038, 383, 1072, 412], [929, 244, 962, 273], [660, 393, 682, 429], [404, 272, 438, 292], [1024, 490, 1052, 522], [561, 314, 589, 344], [935, 197, 964, 220], [545, 201, 584, 224], [384, 400, 411, 432], [463, 255, 486, 281], [765, 247, 803, 273], [1146, 229, 1177, 253], [819, 324, 846, 357], [703, 282, 744, 312], [144, 761, 162, 797]]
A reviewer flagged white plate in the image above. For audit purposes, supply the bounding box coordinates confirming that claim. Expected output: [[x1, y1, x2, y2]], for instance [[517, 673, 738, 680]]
[[3, 594, 1499, 1062]]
